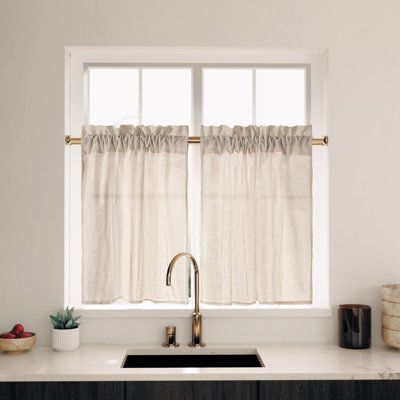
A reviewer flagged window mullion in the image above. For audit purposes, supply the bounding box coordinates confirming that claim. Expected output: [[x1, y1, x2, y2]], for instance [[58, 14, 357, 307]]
[[187, 65, 202, 304], [192, 65, 202, 135], [252, 68, 256, 125], [138, 68, 142, 124]]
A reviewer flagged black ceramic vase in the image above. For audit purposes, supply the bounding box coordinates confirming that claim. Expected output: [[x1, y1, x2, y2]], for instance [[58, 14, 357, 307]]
[[338, 304, 371, 349]]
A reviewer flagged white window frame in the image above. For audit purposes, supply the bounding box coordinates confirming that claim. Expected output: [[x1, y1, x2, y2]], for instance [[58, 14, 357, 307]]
[[65, 47, 330, 318]]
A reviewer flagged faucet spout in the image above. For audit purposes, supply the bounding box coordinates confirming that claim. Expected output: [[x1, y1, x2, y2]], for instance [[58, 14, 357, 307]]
[[166, 252, 204, 347]]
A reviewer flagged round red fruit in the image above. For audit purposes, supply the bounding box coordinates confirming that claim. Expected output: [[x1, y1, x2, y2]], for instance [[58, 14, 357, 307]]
[[3, 332, 16, 339], [11, 324, 24, 335], [17, 332, 33, 338]]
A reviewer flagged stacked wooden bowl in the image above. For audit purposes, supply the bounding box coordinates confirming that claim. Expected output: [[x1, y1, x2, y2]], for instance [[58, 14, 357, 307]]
[[0, 334, 36, 353], [382, 284, 400, 348]]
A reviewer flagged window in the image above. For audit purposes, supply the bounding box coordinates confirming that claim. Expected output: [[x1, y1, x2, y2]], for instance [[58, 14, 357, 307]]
[[65, 48, 329, 315], [203, 69, 253, 126], [87, 68, 192, 126], [88, 68, 140, 126], [202, 68, 306, 126]]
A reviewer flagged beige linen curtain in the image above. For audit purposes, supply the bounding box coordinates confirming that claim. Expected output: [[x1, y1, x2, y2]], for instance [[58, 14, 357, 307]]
[[82, 125, 188, 304], [201, 125, 313, 304]]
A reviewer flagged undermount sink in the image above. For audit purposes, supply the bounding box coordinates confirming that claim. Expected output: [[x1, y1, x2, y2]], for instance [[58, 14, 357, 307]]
[[122, 348, 264, 368]]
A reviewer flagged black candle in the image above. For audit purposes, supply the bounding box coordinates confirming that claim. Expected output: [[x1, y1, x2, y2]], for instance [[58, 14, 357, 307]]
[[338, 304, 371, 349]]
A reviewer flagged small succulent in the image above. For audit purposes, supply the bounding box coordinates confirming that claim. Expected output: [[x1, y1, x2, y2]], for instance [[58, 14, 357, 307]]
[[49, 306, 81, 330]]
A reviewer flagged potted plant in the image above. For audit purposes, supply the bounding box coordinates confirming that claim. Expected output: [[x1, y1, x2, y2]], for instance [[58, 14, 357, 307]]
[[49, 306, 81, 351]]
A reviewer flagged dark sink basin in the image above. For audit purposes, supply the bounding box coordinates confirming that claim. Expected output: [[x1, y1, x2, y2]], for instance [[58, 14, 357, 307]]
[[122, 354, 263, 368]]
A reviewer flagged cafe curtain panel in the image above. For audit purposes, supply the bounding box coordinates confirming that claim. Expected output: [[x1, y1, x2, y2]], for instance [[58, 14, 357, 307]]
[[201, 125, 313, 304], [82, 125, 188, 304]]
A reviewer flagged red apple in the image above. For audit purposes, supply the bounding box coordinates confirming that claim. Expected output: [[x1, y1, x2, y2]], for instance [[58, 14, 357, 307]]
[[0, 332, 9, 338], [3, 332, 16, 339], [17, 332, 33, 338], [12, 324, 24, 335]]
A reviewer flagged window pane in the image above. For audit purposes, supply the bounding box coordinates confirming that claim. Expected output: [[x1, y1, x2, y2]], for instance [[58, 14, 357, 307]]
[[256, 69, 306, 126], [142, 69, 191, 126], [203, 69, 252, 126], [89, 68, 139, 126]]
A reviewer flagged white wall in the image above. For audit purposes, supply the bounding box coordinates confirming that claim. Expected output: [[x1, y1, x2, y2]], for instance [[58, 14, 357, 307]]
[[1, 0, 400, 346]]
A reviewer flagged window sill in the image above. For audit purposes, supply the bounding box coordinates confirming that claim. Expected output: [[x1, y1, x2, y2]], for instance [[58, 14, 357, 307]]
[[75, 304, 332, 319]]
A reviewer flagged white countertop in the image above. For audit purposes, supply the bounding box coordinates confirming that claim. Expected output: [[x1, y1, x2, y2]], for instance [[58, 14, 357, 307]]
[[1, 344, 400, 381]]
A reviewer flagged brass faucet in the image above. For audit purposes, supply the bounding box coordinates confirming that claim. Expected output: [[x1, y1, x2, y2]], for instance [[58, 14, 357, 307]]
[[166, 252, 205, 347]]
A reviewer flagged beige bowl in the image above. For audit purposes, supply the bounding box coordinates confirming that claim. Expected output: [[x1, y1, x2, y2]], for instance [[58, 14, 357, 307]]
[[382, 314, 400, 331], [0, 334, 36, 352], [382, 301, 400, 317], [382, 328, 400, 349], [382, 284, 400, 303]]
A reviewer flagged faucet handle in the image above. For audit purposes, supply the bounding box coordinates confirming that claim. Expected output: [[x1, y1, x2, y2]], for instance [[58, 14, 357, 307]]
[[162, 326, 179, 348]]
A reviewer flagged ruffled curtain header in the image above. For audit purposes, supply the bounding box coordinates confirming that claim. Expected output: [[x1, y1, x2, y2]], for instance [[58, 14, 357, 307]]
[[201, 125, 312, 155], [82, 125, 188, 155]]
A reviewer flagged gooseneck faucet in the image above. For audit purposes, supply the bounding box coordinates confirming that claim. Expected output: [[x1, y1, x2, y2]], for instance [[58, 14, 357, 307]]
[[166, 252, 205, 347]]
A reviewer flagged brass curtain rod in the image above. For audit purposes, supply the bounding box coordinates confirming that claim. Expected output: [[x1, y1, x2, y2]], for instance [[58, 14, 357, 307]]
[[65, 135, 329, 146]]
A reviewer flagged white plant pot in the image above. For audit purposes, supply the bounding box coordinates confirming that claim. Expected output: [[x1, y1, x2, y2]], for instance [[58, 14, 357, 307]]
[[52, 327, 80, 352]]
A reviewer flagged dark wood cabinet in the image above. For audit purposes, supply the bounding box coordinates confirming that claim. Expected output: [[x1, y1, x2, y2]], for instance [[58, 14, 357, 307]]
[[1, 380, 399, 400], [0, 382, 124, 400], [259, 381, 400, 400], [126, 381, 258, 400]]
